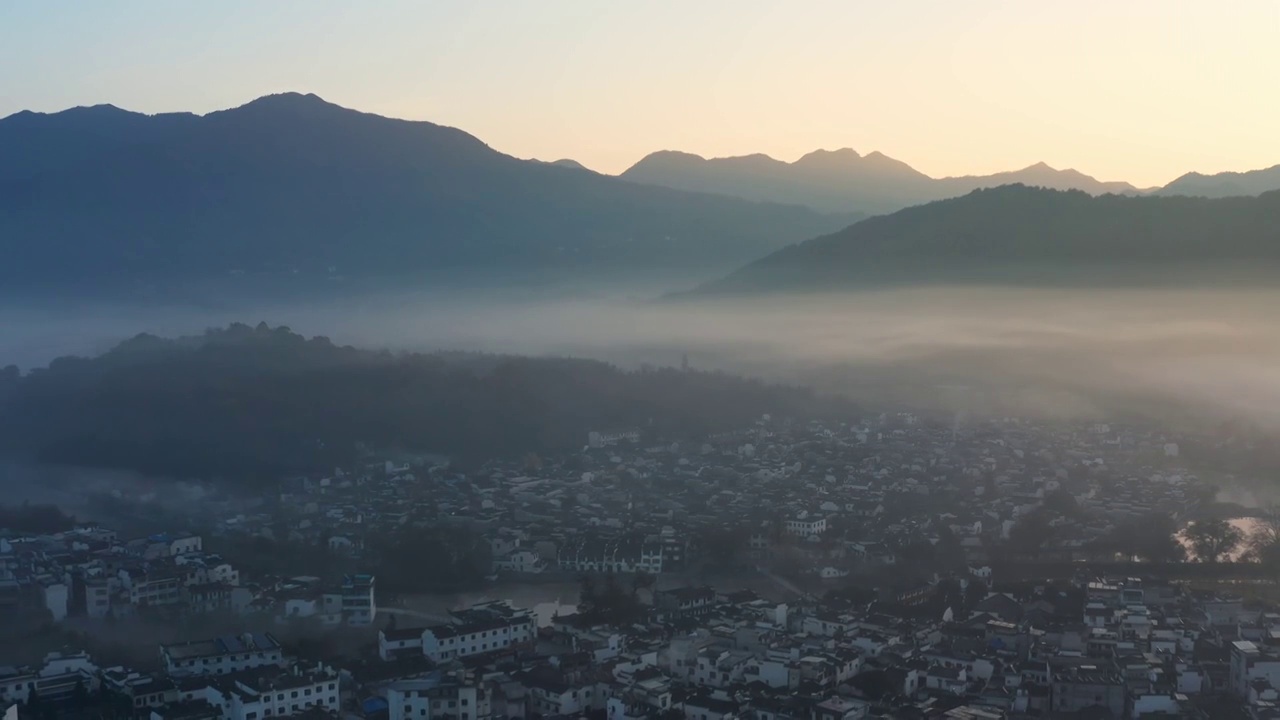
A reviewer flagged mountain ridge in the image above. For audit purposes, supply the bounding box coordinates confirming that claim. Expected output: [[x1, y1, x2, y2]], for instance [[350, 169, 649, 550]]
[[620, 148, 1141, 214], [689, 185, 1280, 295], [1157, 163, 1280, 199], [0, 92, 859, 296]]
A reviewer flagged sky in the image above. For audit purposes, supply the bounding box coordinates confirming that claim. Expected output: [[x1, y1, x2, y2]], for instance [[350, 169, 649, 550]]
[[2, 1, 1278, 187]]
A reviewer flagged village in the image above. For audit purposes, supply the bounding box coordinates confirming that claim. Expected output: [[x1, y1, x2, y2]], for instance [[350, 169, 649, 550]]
[[3, 412, 1279, 719]]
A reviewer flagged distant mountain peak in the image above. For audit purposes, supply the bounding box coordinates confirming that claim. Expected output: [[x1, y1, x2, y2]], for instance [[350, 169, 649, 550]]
[[233, 92, 344, 114], [619, 147, 1140, 212], [546, 158, 591, 171], [1158, 162, 1280, 199], [638, 149, 706, 162], [795, 148, 862, 165]]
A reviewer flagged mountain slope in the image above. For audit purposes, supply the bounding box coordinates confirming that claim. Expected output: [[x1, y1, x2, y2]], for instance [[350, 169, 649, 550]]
[[0, 93, 857, 294], [620, 149, 1140, 214], [693, 185, 1280, 294], [1158, 164, 1280, 199]]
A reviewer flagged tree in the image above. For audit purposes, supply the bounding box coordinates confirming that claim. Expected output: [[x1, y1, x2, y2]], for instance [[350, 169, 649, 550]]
[[578, 574, 598, 609], [849, 670, 897, 701], [1096, 513, 1185, 563], [1184, 519, 1243, 563], [1008, 511, 1054, 556], [933, 524, 967, 571], [963, 578, 989, 610], [1246, 516, 1280, 571], [1043, 488, 1081, 518], [631, 571, 656, 595]]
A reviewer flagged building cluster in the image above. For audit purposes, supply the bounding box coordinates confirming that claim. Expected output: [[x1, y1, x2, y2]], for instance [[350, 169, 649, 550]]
[[0, 523, 375, 628], [6, 572, 1277, 719], [2, 634, 340, 720], [190, 414, 1216, 593], [3, 412, 1268, 720], [360, 575, 1276, 719]]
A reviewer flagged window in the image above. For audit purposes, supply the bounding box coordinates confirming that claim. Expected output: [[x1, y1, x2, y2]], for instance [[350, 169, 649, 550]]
[[291, 692, 298, 699]]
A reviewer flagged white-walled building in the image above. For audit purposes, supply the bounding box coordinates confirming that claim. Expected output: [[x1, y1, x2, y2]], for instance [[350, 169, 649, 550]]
[[386, 678, 490, 720], [0, 651, 99, 706], [785, 514, 827, 538], [493, 550, 547, 574], [161, 633, 285, 678], [421, 615, 536, 662], [41, 580, 69, 622], [183, 663, 339, 720], [378, 627, 426, 661], [325, 574, 375, 626]]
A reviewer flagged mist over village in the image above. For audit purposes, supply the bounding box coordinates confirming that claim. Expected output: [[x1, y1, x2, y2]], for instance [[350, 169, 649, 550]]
[[4, 3, 1280, 720]]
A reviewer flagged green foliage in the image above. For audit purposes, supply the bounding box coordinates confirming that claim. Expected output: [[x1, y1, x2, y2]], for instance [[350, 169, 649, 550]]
[[0, 324, 853, 482]]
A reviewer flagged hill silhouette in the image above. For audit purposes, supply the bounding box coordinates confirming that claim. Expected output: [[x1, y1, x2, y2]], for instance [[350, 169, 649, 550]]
[[621, 148, 1140, 214], [0, 324, 849, 479], [692, 185, 1280, 294], [1158, 164, 1280, 199], [0, 93, 857, 295]]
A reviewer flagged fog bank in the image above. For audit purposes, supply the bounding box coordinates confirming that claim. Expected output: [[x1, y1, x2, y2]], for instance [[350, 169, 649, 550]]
[[5, 286, 1280, 431]]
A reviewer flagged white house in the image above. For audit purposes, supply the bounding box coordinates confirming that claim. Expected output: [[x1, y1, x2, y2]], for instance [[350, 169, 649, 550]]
[[785, 514, 827, 538], [493, 550, 547, 574], [187, 664, 339, 720], [386, 679, 489, 720], [420, 613, 536, 662], [161, 633, 285, 677], [378, 627, 425, 661]]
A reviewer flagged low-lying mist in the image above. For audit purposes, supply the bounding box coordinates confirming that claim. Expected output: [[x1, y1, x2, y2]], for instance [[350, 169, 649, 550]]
[[5, 285, 1280, 432]]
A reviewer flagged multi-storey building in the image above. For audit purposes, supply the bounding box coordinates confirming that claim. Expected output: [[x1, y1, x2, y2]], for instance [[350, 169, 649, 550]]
[[386, 678, 490, 720], [161, 633, 285, 678]]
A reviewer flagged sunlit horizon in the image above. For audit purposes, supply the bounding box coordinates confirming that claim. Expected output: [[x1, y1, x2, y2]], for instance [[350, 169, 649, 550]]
[[3, 0, 1280, 186]]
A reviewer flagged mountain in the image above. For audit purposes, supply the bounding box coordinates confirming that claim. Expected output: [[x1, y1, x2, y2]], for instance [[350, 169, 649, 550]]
[[692, 185, 1280, 295], [935, 161, 1140, 197], [1158, 164, 1280, 199], [620, 149, 1142, 214], [0, 93, 858, 295], [546, 158, 592, 171]]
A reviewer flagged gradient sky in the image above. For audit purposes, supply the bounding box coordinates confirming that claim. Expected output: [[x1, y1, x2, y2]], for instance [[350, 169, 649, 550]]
[[2, 1, 1278, 187]]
